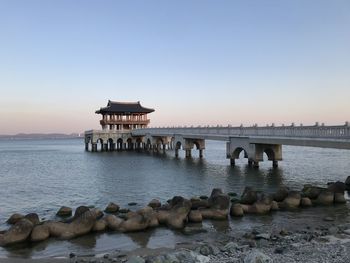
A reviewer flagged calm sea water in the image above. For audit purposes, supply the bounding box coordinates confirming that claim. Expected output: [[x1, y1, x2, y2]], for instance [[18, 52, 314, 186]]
[[0, 138, 350, 258]]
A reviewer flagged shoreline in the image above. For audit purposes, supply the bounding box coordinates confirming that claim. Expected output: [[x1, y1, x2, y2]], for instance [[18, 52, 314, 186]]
[[2, 218, 350, 263], [1, 181, 350, 262]]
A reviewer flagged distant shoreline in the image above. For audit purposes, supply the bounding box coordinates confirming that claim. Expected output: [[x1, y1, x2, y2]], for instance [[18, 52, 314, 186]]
[[0, 134, 83, 140]]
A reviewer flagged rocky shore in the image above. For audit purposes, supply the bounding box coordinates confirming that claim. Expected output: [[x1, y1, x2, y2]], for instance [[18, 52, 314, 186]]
[[1, 177, 350, 262]]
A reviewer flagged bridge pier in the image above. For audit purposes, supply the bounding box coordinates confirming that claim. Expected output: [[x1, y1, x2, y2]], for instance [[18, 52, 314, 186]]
[[175, 149, 179, 157], [85, 143, 89, 151], [185, 149, 192, 158], [227, 137, 282, 168], [92, 143, 97, 152], [230, 158, 235, 166], [199, 149, 204, 158]]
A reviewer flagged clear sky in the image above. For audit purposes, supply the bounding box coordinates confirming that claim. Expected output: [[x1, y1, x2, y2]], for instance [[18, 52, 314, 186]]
[[0, 0, 349, 134]]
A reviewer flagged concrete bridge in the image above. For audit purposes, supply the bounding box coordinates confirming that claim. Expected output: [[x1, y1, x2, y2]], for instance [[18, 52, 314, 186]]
[[85, 122, 350, 168]]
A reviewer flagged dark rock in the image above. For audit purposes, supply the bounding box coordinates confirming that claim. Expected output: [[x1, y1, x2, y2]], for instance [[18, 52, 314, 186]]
[[199, 195, 208, 200], [148, 199, 161, 209], [119, 206, 157, 232], [230, 203, 244, 217], [128, 202, 137, 206], [240, 187, 258, 205], [345, 176, 350, 190], [24, 213, 40, 225], [208, 188, 230, 210], [228, 192, 238, 197], [190, 198, 210, 210], [273, 186, 289, 202], [56, 206, 72, 217], [274, 247, 284, 254], [0, 219, 34, 246], [302, 185, 324, 199], [282, 191, 301, 209], [92, 219, 107, 232], [334, 192, 346, 204], [30, 224, 49, 242], [119, 208, 130, 213], [255, 233, 270, 240], [301, 197, 312, 207], [105, 215, 124, 230], [315, 190, 334, 205], [327, 181, 346, 193], [199, 189, 230, 220], [73, 206, 90, 219], [6, 213, 24, 225], [188, 210, 203, 223], [157, 196, 192, 229], [105, 202, 120, 213]]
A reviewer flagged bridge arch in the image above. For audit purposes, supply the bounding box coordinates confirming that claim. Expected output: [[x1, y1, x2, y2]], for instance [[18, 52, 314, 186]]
[[263, 148, 275, 161], [96, 138, 104, 152], [107, 138, 114, 151], [117, 138, 123, 150], [135, 137, 143, 149], [232, 147, 249, 159], [126, 138, 134, 150], [146, 138, 152, 150], [175, 141, 182, 150]]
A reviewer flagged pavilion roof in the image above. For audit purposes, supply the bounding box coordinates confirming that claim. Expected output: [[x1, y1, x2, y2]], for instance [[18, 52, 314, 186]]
[[95, 100, 155, 114]]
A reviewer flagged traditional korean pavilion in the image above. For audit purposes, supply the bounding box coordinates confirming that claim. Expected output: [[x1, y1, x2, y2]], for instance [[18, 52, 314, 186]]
[[95, 100, 155, 131]]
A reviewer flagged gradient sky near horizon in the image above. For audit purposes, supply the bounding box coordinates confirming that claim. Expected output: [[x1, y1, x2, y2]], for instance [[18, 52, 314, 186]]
[[0, 0, 349, 134]]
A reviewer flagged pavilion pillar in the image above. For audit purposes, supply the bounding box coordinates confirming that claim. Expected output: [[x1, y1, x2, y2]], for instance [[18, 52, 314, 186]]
[[102, 144, 108, 151], [92, 143, 97, 152], [199, 149, 204, 158]]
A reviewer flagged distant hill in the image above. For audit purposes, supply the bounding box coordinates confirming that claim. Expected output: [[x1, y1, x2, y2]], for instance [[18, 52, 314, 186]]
[[0, 133, 83, 140]]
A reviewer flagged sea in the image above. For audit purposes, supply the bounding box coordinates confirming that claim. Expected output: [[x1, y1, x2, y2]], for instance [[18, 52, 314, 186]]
[[0, 138, 350, 258]]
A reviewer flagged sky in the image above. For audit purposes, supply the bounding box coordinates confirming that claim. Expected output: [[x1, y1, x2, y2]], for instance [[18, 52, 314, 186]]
[[0, 0, 349, 134]]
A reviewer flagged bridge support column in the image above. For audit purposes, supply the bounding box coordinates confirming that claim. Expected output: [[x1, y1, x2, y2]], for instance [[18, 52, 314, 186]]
[[85, 143, 89, 151], [230, 158, 235, 166], [175, 149, 179, 157], [110, 143, 116, 151], [185, 149, 192, 158], [92, 143, 97, 152], [272, 160, 278, 168], [162, 144, 166, 153], [248, 160, 253, 166], [253, 161, 259, 168], [199, 149, 204, 158], [102, 143, 108, 151]]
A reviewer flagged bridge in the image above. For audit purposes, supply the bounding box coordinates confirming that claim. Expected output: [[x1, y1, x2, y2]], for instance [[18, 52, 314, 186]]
[[85, 122, 350, 168]]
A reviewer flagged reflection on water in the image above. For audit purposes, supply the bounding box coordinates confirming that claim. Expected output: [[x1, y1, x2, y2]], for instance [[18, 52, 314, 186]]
[[0, 138, 350, 258]]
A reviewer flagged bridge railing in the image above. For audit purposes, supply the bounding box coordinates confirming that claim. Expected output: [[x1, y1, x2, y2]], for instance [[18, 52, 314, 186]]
[[132, 124, 350, 139]]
